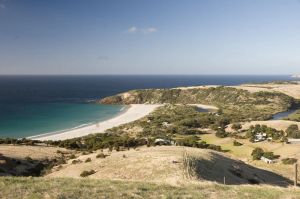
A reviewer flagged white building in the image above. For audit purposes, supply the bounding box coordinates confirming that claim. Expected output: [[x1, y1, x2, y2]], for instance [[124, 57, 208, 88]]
[[261, 156, 274, 164], [254, 133, 267, 142]]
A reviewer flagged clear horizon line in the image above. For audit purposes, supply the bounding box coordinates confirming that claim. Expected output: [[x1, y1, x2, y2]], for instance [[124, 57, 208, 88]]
[[0, 74, 295, 76]]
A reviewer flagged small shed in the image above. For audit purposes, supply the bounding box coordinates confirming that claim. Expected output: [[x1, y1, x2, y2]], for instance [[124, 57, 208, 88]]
[[254, 133, 267, 142], [261, 156, 274, 164], [154, 138, 171, 145]]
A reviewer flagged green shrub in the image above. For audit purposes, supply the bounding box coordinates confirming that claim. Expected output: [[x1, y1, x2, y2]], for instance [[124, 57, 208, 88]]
[[207, 144, 221, 151], [282, 158, 297, 165], [263, 152, 280, 160], [80, 170, 96, 177], [96, 153, 106, 159], [176, 136, 200, 147], [251, 148, 264, 160], [24, 156, 33, 162], [71, 159, 82, 164], [85, 158, 92, 163], [233, 140, 243, 146], [215, 129, 228, 138], [232, 123, 242, 131], [286, 124, 300, 138]]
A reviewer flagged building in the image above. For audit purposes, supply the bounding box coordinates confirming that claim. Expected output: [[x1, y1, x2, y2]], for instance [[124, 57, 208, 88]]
[[254, 133, 267, 142], [154, 138, 171, 145], [261, 156, 274, 164]]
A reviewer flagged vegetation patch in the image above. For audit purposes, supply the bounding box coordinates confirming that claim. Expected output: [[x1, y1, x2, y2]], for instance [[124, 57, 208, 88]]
[[80, 170, 96, 177], [1, 177, 300, 199], [99, 86, 296, 121], [282, 158, 297, 165], [286, 124, 300, 138], [233, 140, 243, 146]]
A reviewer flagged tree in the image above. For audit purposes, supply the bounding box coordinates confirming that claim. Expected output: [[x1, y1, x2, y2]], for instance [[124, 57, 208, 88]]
[[233, 140, 243, 146], [286, 124, 300, 138], [215, 129, 228, 138], [232, 123, 242, 131], [263, 152, 279, 160], [251, 147, 264, 160]]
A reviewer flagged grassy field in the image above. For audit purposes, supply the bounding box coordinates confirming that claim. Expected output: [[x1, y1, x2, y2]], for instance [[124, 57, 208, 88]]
[[1, 177, 300, 199], [200, 133, 300, 181]]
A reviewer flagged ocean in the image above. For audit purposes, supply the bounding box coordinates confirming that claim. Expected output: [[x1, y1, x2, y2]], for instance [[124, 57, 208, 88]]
[[0, 75, 294, 138]]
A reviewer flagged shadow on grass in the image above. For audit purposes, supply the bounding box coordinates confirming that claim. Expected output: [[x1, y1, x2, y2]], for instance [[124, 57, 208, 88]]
[[184, 152, 292, 187]]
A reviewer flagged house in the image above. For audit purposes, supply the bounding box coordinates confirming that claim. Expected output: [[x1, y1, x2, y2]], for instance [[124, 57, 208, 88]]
[[154, 138, 171, 145], [261, 156, 274, 164], [254, 133, 267, 142]]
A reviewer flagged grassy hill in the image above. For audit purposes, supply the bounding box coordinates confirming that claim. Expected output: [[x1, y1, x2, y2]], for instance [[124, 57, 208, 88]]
[[99, 86, 296, 121], [45, 146, 292, 187], [1, 177, 300, 199]]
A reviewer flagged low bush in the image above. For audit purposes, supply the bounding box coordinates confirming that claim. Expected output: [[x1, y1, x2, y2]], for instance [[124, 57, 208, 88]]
[[286, 124, 300, 138], [215, 129, 229, 138], [80, 170, 96, 177], [251, 148, 264, 160], [263, 152, 280, 160], [85, 158, 92, 163], [96, 153, 106, 159], [69, 154, 76, 159], [24, 156, 33, 162], [207, 144, 222, 151], [282, 158, 297, 165], [71, 159, 82, 164], [232, 123, 242, 131], [233, 140, 243, 146]]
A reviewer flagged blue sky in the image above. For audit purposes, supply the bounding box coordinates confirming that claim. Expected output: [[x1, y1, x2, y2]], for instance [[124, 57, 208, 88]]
[[0, 0, 300, 75]]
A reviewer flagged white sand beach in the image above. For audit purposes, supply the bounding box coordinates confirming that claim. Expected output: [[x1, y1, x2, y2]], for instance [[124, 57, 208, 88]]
[[29, 104, 162, 141], [29, 103, 217, 141]]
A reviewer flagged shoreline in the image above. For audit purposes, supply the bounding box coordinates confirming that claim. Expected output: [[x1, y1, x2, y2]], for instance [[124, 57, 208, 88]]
[[29, 104, 162, 141], [28, 103, 217, 141], [27, 105, 131, 140]]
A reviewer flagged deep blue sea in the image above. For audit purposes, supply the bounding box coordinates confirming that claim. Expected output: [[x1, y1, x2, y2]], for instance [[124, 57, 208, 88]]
[[0, 75, 294, 138]]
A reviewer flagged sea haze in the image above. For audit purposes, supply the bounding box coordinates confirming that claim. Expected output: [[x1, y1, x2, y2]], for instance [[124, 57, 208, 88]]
[[0, 75, 293, 138]]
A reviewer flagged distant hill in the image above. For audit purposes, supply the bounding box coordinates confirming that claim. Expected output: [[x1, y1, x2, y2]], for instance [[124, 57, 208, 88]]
[[99, 86, 296, 121]]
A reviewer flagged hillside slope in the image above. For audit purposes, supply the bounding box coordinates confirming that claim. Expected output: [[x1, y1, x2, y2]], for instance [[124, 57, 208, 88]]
[[99, 86, 295, 121], [47, 146, 292, 187], [1, 177, 300, 199]]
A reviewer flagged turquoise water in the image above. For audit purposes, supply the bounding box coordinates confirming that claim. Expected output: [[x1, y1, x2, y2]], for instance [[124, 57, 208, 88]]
[[0, 103, 123, 138], [0, 75, 293, 138]]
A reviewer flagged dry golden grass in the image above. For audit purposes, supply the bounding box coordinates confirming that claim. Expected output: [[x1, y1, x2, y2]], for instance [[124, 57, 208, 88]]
[[1, 177, 300, 199], [46, 146, 295, 188], [231, 82, 300, 99], [0, 145, 70, 160], [200, 132, 300, 182], [227, 120, 300, 132]]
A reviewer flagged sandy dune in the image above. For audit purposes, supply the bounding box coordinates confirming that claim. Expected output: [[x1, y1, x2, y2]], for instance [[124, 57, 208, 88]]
[[175, 82, 300, 99], [231, 82, 300, 99], [29, 104, 161, 141]]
